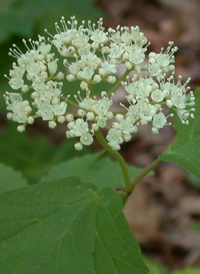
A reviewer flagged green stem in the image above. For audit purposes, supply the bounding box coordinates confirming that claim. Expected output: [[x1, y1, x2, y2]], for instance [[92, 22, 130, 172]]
[[112, 110, 127, 116], [67, 98, 80, 109], [130, 158, 162, 191], [107, 69, 132, 97], [95, 129, 131, 192]]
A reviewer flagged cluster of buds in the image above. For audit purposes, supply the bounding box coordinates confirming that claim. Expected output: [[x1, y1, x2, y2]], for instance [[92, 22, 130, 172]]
[[4, 16, 195, 150]]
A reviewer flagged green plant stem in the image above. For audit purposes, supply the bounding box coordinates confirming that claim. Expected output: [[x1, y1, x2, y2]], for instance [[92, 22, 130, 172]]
[[107, 69, 132, 97], [95, 129, 131, 192], [130, 158, 162, 191], [67, 98, 79, 109]]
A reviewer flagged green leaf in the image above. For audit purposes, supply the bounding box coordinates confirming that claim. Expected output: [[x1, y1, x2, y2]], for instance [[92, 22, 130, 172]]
[[186, 172, 200, 189], [0, 177, 148, 273], [160, 88, 200, 179], [0, 124, 56, 181], [0, 164, 27, 194], [171, 268, 200, 274], [50, 138, 94, 165], [0, 124, 93, 183], [142, 256, 167, 274], [40, 151, 142, 189]]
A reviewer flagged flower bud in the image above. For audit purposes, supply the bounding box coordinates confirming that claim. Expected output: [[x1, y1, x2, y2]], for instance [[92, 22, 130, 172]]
[[48, 121, 57, 128], [58, 116, 65, 123], [17, 125, 25, 132], [106, 76, 116, 84], [74, 142, 83, 151], [27, 116, 34, 124]]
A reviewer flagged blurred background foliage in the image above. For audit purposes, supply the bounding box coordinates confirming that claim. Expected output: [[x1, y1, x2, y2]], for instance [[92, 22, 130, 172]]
[[0, 0, 104, 182]]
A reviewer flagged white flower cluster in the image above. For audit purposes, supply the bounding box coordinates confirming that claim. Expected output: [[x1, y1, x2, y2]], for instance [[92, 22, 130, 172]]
[[4, 35, 66, 131], [4, 16, 195, 150]]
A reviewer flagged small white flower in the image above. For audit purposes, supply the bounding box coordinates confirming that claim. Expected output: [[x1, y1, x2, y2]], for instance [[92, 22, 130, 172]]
[[4, 92, 31, 123], [6, 67, 25, 90], [148, 43, 178, 78], [48, 61, 58, 75], [171, 93, 186, 109], [17, 125, 25, 132], [106, 128, 123, 150], [48, 121, 57, 128], [93, 93, 113, 116], [86, 112, 95, 120], [27, 116, 34, 124], [9, 77, 24, 90], [36, 101, 54, 120], [126, 45, 145, 64], [71, 118, 89, 137], [80, 81, 89, 90], [53, 101, 67, 116], [101, 61, 117, 74], [91, 29, 108, 44], [93, 74, 102, 84], [105, 76, 116, 84], [123, 76, 154, 99], [68, 62, 81, 75], [139, 102, 157, 124], [130, 26, 148, 47], [77, 67, 94, 82], [121, 31, 132, 45], [80, 132, 93, 145], [81, 52, 101, 70], [151, 89, 165, 102], [21, 85, 29, 93], [108, 29, 121, 44], [96, 116, 107, 128], [91, 123, 99, 133], [108, 45, 124, 59], [77, 95, 96, 111], [177, 109, 190, 124], [152, 112, 167, 129], [74, 142, 83, 151], [89, 18, 108, 45], [39, 42, 51, 55]]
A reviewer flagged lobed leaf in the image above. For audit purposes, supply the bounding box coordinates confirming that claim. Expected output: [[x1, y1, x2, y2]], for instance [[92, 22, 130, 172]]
[[160, 88, 200, 180], [0, 164, 27, 194], [0, 177, 148, 273], [0, 124, 56, 182], [0, 124, 92, 183], [40, 151, 143, 189]]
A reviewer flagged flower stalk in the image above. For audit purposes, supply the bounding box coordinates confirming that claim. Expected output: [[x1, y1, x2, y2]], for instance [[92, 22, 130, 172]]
[[130, 158, 162, 191], [95, 129, 131, 192], [107, 69, 132, 97]]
